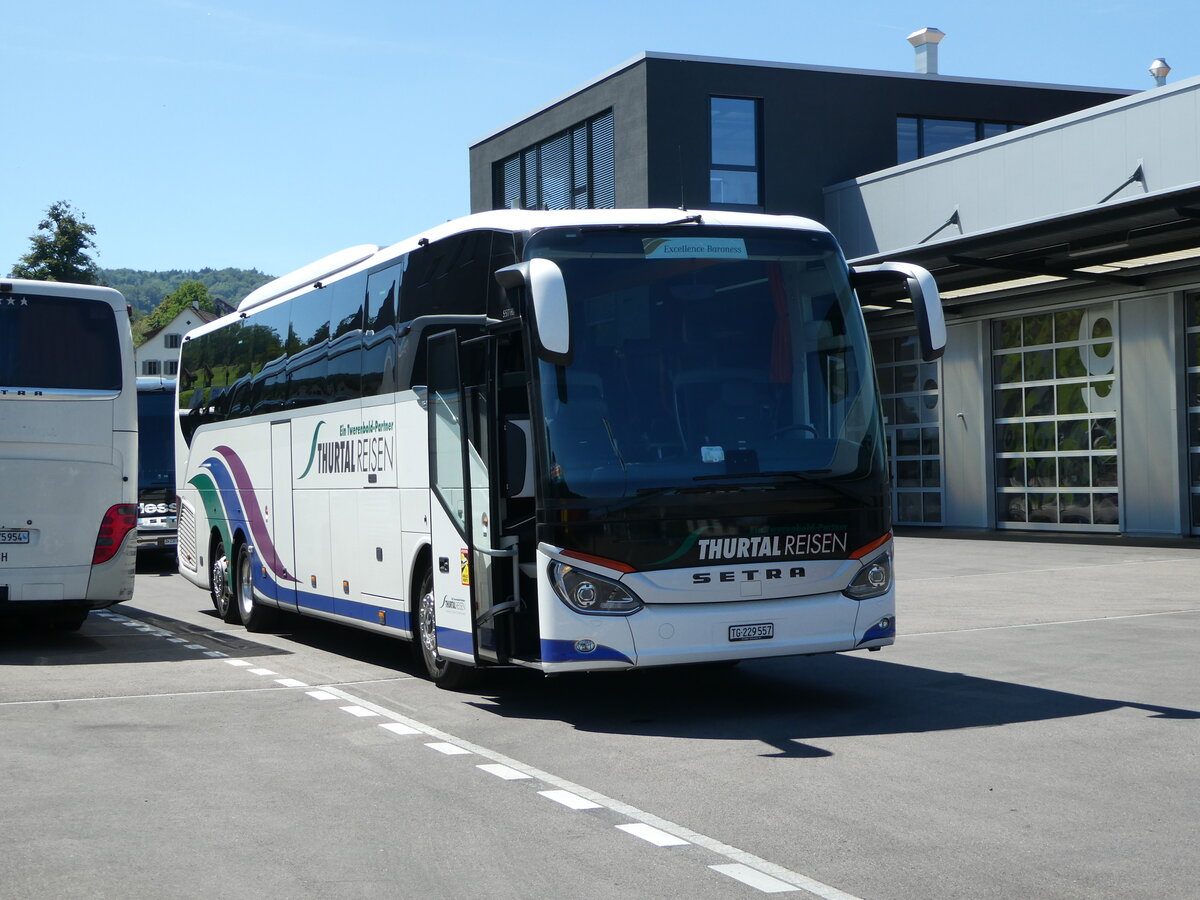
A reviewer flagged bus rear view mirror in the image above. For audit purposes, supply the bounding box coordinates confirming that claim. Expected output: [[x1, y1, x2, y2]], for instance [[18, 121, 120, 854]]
[[494, 259, 572, 365], [850, 262, 946, 362]]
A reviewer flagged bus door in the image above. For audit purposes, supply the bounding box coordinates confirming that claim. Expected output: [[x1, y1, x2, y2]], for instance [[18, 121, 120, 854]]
[[426, 330, 515, 666], [270, 421, 298, 613]]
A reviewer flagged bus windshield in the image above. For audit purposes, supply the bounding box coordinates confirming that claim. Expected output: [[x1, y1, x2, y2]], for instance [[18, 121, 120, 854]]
[[137, 388, 176, 493], [525, 225, 884, 502]]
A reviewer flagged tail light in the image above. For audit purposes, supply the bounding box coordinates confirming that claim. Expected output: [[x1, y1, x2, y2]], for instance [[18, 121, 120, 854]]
[[93, 504, 137, 565]]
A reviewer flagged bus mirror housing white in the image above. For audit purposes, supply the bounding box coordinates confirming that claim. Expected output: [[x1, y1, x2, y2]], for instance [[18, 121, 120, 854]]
[[850, 262, 946, 362], [494, 259, 572, 364]]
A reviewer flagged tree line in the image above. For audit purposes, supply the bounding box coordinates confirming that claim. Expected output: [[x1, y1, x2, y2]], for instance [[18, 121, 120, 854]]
[[8, 200, 274, 346]]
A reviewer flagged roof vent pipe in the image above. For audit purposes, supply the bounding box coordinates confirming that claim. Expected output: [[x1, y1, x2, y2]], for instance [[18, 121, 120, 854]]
[[907, 27, 945, 75], [1149, 58, 1171, 87]]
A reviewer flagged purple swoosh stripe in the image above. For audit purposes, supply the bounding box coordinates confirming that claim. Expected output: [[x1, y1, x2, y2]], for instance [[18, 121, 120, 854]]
[[215, 444, 298, 583]]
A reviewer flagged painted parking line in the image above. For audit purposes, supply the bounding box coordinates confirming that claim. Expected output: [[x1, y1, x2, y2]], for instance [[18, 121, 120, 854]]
[[275, 678, 307, 688], [617, 823, 690, 847], [426, 742, 471, 755], [305, 690, 340, 701], [711, 864, 800, 894], [477, 763, 530, 781], [340, 706, 379, 718], [379, 722, 421, 736], [539, 790, 601, 811]]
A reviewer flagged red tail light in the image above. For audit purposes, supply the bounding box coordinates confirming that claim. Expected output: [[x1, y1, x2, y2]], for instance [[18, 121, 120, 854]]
[[93, 504, 137, 565]]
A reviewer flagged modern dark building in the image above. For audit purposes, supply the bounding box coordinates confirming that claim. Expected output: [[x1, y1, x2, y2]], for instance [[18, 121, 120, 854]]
[[468, 50, 1130, 223], [469, 45, 1200, 540]]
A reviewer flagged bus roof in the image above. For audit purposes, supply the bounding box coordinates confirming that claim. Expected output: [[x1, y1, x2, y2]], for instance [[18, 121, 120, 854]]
[[0, 278, 127, 311], [234, 208, 832, 316]]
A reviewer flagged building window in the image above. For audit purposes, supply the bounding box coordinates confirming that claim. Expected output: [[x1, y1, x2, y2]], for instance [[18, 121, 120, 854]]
[[493, 110, 615, 210], [165, 333, 182, 349], [166, 360, 179, 376], [710, 97, 760, 207], [874, 334, 942, 525], [897, 116, 1026, 164], [1185, 294, 1200, 532], [992, 304, 1119, 531], [142, 359, 161, 376]]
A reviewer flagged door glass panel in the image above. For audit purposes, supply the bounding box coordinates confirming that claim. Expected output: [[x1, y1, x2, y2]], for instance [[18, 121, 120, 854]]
[[993, 302, 1119, 531]]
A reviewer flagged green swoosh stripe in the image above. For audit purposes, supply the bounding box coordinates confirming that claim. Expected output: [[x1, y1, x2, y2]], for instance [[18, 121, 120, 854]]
[[188, 471, 233, 589], [298, 420, 326, 479], [649, 524, 715, 566]]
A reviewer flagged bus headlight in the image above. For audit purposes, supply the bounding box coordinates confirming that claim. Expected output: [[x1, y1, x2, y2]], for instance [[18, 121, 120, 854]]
[[549, 561, 643, 616], [843, 552, 892, 600]]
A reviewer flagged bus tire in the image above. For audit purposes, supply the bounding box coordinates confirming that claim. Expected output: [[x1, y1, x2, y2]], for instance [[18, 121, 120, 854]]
[[235, 542, 272, 633], [210, 534, 236, 623], [414, 566, 475, 690]]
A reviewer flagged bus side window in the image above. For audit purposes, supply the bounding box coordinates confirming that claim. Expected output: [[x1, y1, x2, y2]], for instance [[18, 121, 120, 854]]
[[287, 285, 331, 408], [328, 273, 365, 403], [364, 263, 401, 397]]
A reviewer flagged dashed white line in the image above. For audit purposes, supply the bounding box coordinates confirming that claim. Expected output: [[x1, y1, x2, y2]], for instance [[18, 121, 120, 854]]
[[275, 678, 307, 688], [617, 823, 690, 847], [539, 789, 601, 810], [305, 690, 339, 701], [711, 863, 800, 894], [426, 742, 471, 755], [225, 659, 253, 667], [477, 763, 530, 781], [185, 644, 207, 651], [380, 722, 421, 736], [339, 705, 379, 718], [247, 667, 277, 676]]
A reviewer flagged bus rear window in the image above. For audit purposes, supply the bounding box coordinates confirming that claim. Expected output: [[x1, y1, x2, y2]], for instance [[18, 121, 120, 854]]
[[0, 293, 122, 391]]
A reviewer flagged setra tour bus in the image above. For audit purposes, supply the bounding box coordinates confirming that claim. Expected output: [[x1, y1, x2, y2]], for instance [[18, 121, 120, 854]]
[[175, 209, 944, 686], [136, 377, 179, 553], [0, 278, 138, 630]]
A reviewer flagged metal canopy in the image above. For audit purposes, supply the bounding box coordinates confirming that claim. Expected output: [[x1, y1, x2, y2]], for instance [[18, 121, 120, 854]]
[[850, 183, 1200, 306]]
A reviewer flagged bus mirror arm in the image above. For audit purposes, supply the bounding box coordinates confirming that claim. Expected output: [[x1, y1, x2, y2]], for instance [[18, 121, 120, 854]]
[[851, 262, 947, 362], [495, 260, 572, 365]]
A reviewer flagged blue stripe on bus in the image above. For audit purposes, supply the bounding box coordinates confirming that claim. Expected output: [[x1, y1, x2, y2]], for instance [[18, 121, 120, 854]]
[[436, 626, 474, 654], [540, 639, 632, 665], [857, 616, 896, 645]]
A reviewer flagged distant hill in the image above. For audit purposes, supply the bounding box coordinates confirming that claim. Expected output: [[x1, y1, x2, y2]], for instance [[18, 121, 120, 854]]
[[100, 267, 274, 316]]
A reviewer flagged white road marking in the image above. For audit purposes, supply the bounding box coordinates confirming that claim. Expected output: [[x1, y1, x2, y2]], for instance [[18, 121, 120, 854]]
[[225, 659, 253, 667], [167, 638, 188, 644], [711, 863, 800, 893], [310, 684, 865, 900], [380, 722, 421, 736], [305, 690, 339, 701], [539, 790, 601, 810], [339, 705, 379, 718], [203, 651, 228, 658], [185, 644, 207, 651], [275, 678, 307, 688], [247, 667, 277, 676], [617, 823, 690, 847], [426, 742, 471, 755], [477, 763, 530, 780]]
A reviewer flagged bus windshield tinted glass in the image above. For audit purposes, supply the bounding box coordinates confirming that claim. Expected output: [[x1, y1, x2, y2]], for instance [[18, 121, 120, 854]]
[[525, 226, 883, 500], [0, 293, 121, 392], [137, 390, 176, 491]]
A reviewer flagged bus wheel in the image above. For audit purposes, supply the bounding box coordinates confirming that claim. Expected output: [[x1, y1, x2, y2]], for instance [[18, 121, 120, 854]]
[[414, 568, 474, 690], [210, 536, 236, 623], [235, 543, 272, 633]]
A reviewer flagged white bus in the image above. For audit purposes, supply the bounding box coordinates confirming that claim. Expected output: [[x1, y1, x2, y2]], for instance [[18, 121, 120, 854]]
[[175, 209, 943, 685], [0, 278, 138, 631]]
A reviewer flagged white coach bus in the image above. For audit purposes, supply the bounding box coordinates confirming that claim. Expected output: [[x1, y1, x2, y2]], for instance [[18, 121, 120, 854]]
[[175, 209, 943, 686], [0, 278, 137, 630]]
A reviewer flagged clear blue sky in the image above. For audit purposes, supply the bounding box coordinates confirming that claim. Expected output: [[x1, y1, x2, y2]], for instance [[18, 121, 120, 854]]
[[4, 0, 1196, 279]]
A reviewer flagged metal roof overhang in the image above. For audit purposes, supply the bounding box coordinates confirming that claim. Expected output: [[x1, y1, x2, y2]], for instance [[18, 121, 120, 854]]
[[849, 183, 1200, 310]]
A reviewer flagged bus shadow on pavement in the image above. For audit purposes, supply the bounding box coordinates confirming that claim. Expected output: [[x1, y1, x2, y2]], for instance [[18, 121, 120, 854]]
[[0, 605, 289, 666], [467, 653, 1199, 758]]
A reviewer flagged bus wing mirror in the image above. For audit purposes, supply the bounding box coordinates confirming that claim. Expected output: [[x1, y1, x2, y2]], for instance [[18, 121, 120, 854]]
[[495, 259, 571, 364], [851, 262, 946, 362]]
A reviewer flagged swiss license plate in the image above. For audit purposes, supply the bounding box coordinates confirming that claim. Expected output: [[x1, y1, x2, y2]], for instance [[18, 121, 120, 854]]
[[729, 622, 774, 642], [0, 530, 30, 544]]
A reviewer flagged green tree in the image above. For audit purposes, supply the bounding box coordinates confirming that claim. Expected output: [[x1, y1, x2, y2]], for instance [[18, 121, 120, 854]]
[[11, 201, 100, 283], [133, 280, 215, 346]]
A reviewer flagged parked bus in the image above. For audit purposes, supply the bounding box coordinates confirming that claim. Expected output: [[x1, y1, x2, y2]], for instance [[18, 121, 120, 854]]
[[175, 209, 943, 685], [0, 278, 137, 631], [136, 377, 178, 553]]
